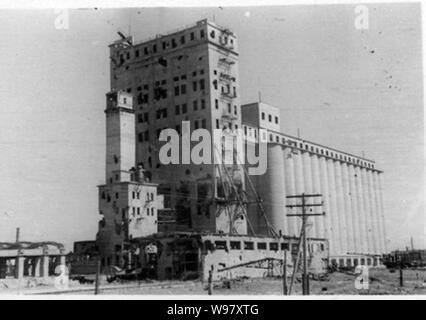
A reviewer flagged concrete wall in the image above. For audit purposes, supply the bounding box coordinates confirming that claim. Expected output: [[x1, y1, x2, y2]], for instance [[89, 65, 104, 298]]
[[243, 124, 387, 267], [97, 181, 158, 267], [108, 19, 246, 235], [135, 234, 328, 282]]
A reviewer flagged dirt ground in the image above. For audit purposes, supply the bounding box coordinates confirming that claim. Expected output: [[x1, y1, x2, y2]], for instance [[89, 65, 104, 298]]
[[91, 268, 426, 295], [1, 268, 425, 295]]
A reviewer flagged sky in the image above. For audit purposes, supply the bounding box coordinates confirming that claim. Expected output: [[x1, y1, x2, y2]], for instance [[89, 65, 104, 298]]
[[0, 4, 424, 251]]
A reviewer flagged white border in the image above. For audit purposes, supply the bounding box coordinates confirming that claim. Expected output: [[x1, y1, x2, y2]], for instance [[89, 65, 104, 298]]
[[0, 0, 424, 300]]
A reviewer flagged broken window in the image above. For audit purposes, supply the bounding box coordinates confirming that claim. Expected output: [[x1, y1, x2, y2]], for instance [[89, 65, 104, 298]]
[[214, 241, 227, 250], [182, 104, 187, 114], [244, 242, 254, 250], [269, 243, 278, 251], [200, 29, 205, 38], [230, 241, 241, 250], [190, 32, 195, 41], [281, 243, 289, 250], [213, 80, 218, 90], [158, 57, 167, 67], [137, 114, 143, 123], [257, 242, 267, 250]]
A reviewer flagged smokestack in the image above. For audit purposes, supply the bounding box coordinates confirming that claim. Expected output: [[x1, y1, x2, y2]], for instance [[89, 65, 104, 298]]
[[410, 237, 414, 250], [15, 227, 20, 243]]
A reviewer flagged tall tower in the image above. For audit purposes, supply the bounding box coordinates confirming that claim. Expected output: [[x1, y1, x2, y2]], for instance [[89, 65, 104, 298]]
[[108, 19, 246, 234], [105, 91, 136, 184], [97, 91, 159, 269]]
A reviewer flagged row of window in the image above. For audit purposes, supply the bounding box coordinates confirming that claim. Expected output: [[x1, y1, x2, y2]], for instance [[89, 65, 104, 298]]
[[331, 257, 378, 267], [119, 28, 208, 63], [131, 191, 154, 201], [101, 190, 155, 202], [138, 119, 210, 144], [261, 112, 279, 125], [118, 27, 234, 64], [133, 78, 207, 102], [214, 240, 325, 252], [243, 125, 375, 169], [130, 206, 155, 218], [130, 78, 235, 108]]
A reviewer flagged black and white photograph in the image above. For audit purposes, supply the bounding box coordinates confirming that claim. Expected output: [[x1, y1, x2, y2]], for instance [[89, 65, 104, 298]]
[[0, 0, 425, 301]]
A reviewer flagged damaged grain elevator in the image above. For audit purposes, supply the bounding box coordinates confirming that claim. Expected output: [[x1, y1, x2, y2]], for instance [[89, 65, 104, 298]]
[[96, 19, 388, 270]]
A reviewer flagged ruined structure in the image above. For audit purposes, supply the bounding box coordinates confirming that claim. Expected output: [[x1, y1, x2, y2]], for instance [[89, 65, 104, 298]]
[[96, 19, 387, 274], [131, 233, 328, 281], [0, 240, 65, 280]]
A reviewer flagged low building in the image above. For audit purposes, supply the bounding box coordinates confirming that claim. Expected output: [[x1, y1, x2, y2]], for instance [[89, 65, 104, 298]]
[[0, 241, 65, 280], [131, 232, 328, 281]]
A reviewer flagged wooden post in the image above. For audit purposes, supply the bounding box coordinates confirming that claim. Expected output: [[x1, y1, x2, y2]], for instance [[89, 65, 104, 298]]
[[286, 193, 324, 296], [94, 256, 101, 295], [208, 265, 213, 295], [399, 263, 403, 287], [283, 249, 288, 295], [302, 194, 308, 295]]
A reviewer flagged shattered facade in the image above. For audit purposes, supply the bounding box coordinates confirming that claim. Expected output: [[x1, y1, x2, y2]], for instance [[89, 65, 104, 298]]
[[97, 19, 387, 272]]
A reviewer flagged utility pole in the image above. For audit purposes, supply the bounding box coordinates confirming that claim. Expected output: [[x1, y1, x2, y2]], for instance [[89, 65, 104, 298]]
[[283, 249, 288, 295], [286, 193, 325, 295], [94, 255, 101, 295]]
